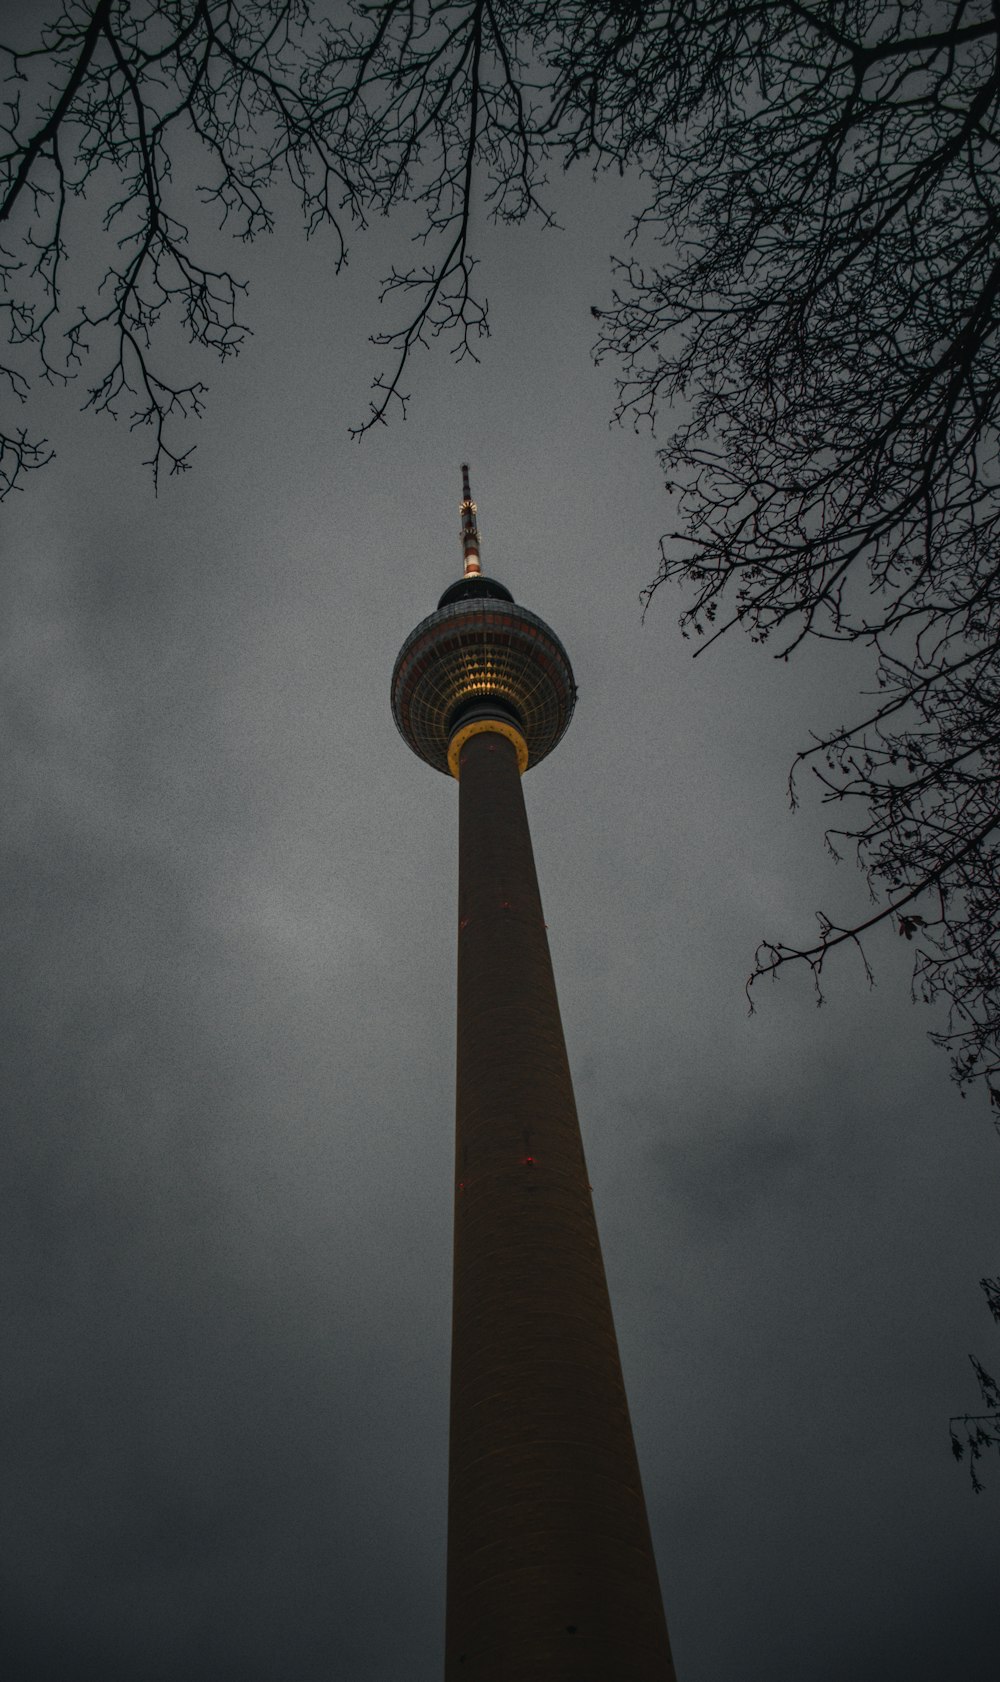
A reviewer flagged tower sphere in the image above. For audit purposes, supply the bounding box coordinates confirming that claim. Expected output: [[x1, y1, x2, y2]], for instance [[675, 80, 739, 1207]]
[[391, 568, 577, 778]]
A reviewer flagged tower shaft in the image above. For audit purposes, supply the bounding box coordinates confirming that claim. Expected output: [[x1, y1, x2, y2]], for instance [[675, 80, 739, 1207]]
[[447, 730, 676, 1681]]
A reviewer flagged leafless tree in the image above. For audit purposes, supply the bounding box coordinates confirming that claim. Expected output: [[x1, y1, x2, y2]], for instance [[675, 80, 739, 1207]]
[[590, 0, 1000, 1114], [0, 1, 373, 493], [951, 1276, 1000, 1490], [4, 3, 999, 1112]]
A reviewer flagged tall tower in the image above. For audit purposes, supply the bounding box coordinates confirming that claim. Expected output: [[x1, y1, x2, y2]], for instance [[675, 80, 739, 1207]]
[[391, 472, 677, 1682]]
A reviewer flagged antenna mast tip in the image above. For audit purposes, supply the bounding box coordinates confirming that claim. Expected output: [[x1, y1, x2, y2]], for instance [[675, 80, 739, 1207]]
[[460, 463, 481, 576]]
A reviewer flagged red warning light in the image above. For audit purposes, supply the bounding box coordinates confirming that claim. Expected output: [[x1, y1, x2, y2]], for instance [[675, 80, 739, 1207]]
[[522, 1156, 535, 1167]]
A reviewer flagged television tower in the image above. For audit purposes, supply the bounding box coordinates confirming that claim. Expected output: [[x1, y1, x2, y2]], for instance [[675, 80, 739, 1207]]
[[391, 471, 677, 1681]]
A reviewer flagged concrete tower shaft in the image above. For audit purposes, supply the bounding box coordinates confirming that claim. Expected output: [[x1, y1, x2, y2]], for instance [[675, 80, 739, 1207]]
[[447, 729, 676, 1680]]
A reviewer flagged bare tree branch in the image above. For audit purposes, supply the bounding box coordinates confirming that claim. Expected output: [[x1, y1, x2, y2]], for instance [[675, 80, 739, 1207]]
[[950, 1276, 1000, 1491]]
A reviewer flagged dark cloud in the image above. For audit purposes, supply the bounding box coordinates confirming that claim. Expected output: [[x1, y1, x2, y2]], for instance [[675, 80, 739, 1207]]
[[1, 163, 997, 1682]]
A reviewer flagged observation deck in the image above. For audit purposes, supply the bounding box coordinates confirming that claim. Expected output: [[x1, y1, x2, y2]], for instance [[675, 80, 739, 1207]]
[[391, 572, 576, 778]]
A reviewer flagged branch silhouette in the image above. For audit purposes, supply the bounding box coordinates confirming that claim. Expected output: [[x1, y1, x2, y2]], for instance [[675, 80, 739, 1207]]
[[4, 2, 999, 1108]]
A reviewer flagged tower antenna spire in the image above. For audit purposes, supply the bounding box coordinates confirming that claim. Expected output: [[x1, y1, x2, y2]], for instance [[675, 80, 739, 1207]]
[[460, 463, 481, 576]]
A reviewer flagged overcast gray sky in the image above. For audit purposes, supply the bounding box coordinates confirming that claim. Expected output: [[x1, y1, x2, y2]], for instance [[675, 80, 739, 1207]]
[[2, 102, 998, 1682]]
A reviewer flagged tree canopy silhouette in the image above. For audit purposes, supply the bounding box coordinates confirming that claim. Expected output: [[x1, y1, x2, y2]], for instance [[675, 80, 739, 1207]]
[[3, 1, 999, 1105]]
